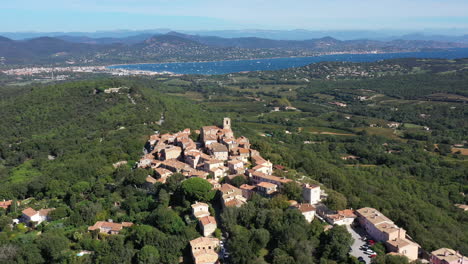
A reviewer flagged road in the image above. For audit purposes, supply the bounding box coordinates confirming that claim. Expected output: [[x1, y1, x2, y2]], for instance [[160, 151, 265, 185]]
[[346, 225, 372, 263]]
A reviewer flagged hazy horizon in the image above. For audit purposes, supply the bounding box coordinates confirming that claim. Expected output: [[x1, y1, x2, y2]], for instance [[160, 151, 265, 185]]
[[2, 0, 468, 32]]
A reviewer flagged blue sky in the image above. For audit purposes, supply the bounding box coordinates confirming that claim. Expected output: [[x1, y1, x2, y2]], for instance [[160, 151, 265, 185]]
[[1, 0, 468, 32]]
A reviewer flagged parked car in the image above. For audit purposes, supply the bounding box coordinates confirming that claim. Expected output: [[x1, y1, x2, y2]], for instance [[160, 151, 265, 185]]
[[368, 240, 375, 245], [370, 254, 377, 258]]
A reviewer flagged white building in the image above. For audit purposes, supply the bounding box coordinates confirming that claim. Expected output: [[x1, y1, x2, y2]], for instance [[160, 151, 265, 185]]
[[303, 184, 321, 204], [192, 202, 210, 218], [199, 216, 217, 237], [293, 203, 316, 223], [21, 207, 54, 225]]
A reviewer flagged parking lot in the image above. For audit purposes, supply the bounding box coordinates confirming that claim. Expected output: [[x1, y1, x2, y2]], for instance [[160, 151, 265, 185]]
[[347, 225, 374, 263]]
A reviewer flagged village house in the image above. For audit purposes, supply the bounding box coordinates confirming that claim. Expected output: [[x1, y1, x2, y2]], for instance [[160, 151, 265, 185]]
[[112, 160, 128, 168], [387, 122, 401, 129], [229, 147, 250, 163], [324, 209, 357, 225], [150, 160, 162, 170], [249, 170, 292, 188], [227, 159, 245, 175], [137, 153, 154, 168], [341, 155, 360, 161], [455, 204, 468, 211], [386, 238, 419, 261], [236, 136, 250, 149], [251, 155, 273, 174], [162, 146, 182, 160], [192, 202, 210, 218], [239, 184, 256, 200], [199, 216, 217, 237], [190, 237, 220, 264], [208, 143, 229, 161], [21, 207, 55, 225], [177, 136, 196, 150], [302, 184, 321, 204], [329, 101, 347, 107], [208, 179, 221, 190], [209, 166, 228, 181], [148, 134, 161, 146], [356, 207, 419, 261], [160, 133, 176, 144], [0, 200, 14, 210], [145, 175, 158, 184], [252, 164, 272, 175], [221, 137, 238, 151], [185, 149, 201, 168], [88, 221, 133, 235], [203, 159, 224, 172], [431, 248, 467, 264], [256, 182, 278, 197], [155, 167, 173, 182], [202, 134, 218, 146], [187, 170, 210, 179], [292, 203, 316, 223], [219, 184, 247, 208], [160, 159, 193, 174]]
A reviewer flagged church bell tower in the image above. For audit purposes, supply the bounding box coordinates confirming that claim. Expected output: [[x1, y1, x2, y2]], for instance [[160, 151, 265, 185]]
[[223, 117, 231, 130]]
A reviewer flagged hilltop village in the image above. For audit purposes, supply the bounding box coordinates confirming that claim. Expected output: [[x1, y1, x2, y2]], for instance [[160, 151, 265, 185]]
[[0, 117, 465, 263], [118, 118, 463, 264]]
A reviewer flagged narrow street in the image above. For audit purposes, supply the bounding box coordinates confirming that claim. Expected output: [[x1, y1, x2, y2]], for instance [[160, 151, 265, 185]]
[[346, 225, 372, 263]]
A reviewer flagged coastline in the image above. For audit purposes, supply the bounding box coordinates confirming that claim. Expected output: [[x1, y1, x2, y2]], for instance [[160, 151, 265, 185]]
[[104, 50, 420, 68]]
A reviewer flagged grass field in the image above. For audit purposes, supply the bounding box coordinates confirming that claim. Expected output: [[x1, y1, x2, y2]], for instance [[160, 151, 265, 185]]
[[303, 126, 355, 136], [355, 127, 403, 141]]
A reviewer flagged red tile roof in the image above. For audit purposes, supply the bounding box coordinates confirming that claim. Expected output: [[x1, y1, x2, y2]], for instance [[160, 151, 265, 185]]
[[0, 200, 13, 209], [295, 203, 316, 213], [199, 216, 217, 226], [88, 221, 134, 232], [22, 207, 37, 217]]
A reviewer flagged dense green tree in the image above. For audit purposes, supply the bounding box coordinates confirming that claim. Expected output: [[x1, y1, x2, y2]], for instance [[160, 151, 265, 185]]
[[36, 233, 69, 263], [180, 177, 215, 202], [321, 226, 353, 262], [48, 207, 69, 221], [230, 175, 247, 187], [137, 245, 160, 264], [372, 254, 409, 264], [325, 190, 348, 211], [281, 182, 303, 202], [150, 207, 185, 234], [250, 228, 270, 255], [166, 173, 185, 193], [228, 225, 255, 264], [0, 216, 12, 232], [271, 248, 296, 264]]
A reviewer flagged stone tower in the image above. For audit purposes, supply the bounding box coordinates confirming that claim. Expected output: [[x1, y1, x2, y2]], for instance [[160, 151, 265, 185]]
[[223, 117, 231, 130]]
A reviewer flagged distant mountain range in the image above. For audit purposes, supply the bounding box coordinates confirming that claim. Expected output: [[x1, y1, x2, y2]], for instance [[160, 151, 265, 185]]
[[164, 31, 467, 50], [2, 29, 468, 42], [0, 32, 467, 66]]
